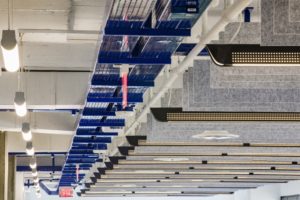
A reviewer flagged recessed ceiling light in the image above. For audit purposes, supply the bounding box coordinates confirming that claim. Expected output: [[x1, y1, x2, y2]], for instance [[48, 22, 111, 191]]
[[192, 131, 239, 140], [153, 158, 189, 162]]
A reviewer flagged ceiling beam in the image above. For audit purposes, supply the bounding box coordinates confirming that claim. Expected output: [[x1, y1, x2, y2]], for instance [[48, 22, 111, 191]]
[[18, 29, 101, 35], [0, 112, 76, 135], [105, 169, 300, 175], [138, 142, 300, 147], [111, 166, 300, 171], [117, 160, 299, 165], [0, 72, 89, 110], [96, 178, 289, 183], [127, 153, 300, 157]]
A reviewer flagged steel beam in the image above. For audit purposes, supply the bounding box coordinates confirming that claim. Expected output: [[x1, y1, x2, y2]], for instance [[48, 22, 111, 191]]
[[105, 20, 191, 37]]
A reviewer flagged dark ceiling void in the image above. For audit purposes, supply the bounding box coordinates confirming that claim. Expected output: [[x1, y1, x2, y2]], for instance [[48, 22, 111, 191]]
[[206, 44, 300, 67], [150, 108, 300, 122]]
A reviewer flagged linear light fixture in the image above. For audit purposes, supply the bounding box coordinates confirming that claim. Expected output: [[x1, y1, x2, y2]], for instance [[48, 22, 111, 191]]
[[192, 131, 239, 140], [153, 158, 190, 162], [206, 44, 300, 66], [1, 30, 20, 72], [14, 92, 27, 117], [150, 108, 300, 122], [22, 123, 32, 141]]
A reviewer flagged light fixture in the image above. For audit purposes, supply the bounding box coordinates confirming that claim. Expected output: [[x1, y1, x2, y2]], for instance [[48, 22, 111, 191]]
[[1, 30, 20, 72], [26, 142, 34, 156], [151, 108, 300, 122], [156, 40, 172, 44], [36, 192, 41, 198], [22, 123, 32, 141], [192, 131, 239, 140], [14, 92, 27, 117], [34, 182, 39, 189], [206, 44, 300, 67], [29, 156, 37, 169], [32, 169, 38, 177], [35, 188, 41, 197], [33, 177, 39, 184]]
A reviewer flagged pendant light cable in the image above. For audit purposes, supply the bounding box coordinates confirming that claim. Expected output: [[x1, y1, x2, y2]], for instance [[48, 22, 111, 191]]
[[7, 0, 10, 29]]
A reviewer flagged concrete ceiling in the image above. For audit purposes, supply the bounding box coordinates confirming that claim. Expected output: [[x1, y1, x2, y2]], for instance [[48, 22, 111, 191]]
[[3, 0, 300, 198], [81, 0, 300, 197], [0, 0, 111, 135], [0, 0, 110, 71]]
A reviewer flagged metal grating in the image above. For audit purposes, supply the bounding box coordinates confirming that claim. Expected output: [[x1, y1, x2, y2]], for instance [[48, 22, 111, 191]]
[[59, 0, 212, 191]]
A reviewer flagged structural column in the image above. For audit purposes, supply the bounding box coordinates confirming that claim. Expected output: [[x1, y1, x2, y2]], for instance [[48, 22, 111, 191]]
[[0, 132, 5, 200], [7, 155, 15, 200]]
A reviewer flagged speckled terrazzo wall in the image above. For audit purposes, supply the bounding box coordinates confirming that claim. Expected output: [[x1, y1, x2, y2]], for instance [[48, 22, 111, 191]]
[[261, 0, 300, 46]]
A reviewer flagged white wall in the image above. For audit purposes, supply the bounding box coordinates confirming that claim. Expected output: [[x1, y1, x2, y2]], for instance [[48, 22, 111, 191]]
[[280, 180, 300, 197]]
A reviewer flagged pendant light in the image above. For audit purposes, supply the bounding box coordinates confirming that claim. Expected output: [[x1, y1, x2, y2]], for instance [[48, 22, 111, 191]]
[[29, 156, 37, 169], [34, 182, 39, 189], [1, 30, 19, 72], [36, 190, 41, 198], [33, 177, 39, 184], [21, 123, 32, 141], [1, 0, 20, 72], [14, 92, 27, 117], [32, 169, 38, 177], [26, 141, 34, 156]]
